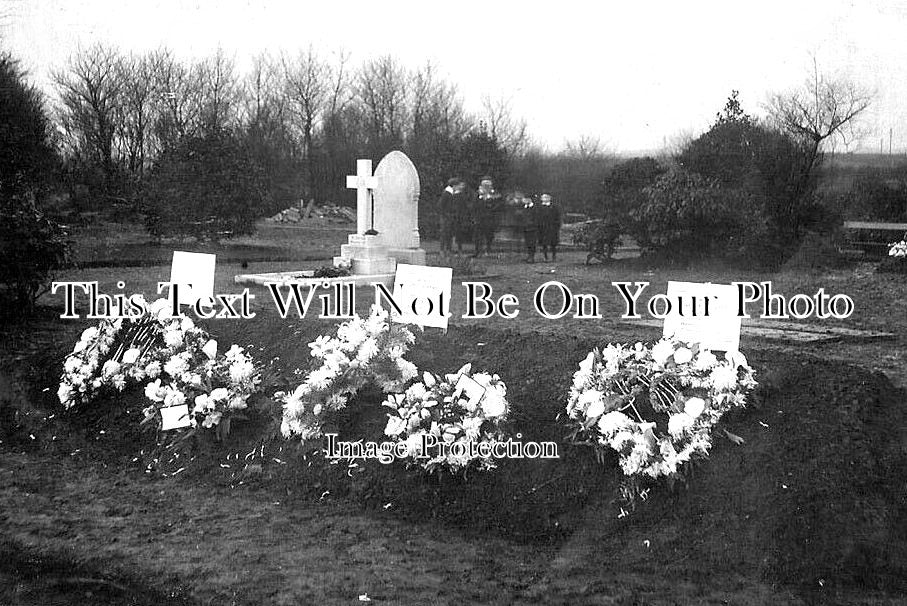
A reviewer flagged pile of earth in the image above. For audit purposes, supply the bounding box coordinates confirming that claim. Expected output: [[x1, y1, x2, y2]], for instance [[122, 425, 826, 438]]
[[4, 317, 906, 600], [268, 203, 355, 225]]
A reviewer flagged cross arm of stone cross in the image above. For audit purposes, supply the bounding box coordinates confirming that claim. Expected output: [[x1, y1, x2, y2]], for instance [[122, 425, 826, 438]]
[[345, 170, 378, 191], [346, 159, 379, 235]]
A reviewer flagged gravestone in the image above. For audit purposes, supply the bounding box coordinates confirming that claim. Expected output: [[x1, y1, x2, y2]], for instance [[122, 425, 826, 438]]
[[234, 152, 426, 288], [372, 151, 426, 265], [334, 158, 396, 275]]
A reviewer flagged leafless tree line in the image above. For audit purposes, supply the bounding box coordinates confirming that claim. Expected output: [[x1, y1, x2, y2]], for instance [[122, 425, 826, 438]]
[[51, 44, 531, 205]]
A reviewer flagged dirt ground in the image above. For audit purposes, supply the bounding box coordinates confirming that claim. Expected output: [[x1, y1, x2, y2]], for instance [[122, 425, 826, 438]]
[[1, 234, 906, 605]]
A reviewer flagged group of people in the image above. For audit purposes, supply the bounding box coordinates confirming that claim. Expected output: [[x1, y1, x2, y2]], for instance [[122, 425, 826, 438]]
[[437, 176, 562, 263]]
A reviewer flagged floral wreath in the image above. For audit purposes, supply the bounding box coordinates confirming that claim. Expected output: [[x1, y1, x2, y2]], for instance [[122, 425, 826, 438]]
[[382, 364, 510, 474], [565, 338, 757, 480], [280, 304, 418, 442], [58, 296, 261, 433]]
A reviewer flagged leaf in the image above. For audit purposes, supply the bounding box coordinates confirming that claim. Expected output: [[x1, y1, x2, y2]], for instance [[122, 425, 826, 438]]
[[723, 429, 745, 445]]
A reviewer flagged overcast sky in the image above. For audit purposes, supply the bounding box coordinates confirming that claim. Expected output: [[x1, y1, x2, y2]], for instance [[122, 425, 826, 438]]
[[2, 0, 906, 154]]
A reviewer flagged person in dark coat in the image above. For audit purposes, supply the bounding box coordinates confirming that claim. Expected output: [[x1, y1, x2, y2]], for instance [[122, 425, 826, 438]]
[[538, 193, 562, 261], [450, 179, 472, 254], [472, 176, 503, 257], [437, 177, 466, 256], [517, 193, 540, 263]]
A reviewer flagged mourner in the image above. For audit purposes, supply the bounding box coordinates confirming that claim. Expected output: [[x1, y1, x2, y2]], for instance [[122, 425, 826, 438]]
[[538, 193, 562, 261], [452, 180, 472, 254], [437, 177, 466, 256], [517, 193, 540, 263], [472, 176, 503, 257]]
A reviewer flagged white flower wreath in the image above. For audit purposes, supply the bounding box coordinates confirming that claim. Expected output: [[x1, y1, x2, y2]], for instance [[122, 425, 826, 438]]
[[382, 364, 510, 474], [58, 296, 262, 432], [566, 338, 757, 479], [280, 304, 418, 442]]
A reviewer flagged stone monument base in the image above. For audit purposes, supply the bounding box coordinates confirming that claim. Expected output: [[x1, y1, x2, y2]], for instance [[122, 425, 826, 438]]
[[335, 233, 398, 275], [389, 248, 427, 265]]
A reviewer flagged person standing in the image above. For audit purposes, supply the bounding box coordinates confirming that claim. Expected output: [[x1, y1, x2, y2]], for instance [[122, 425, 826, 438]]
[[451, 179, 472, 254], [517, 193, 540, 263], [538, 193, 562, 261], [472, 176, 503, 257], [437, 177, 465, 256]]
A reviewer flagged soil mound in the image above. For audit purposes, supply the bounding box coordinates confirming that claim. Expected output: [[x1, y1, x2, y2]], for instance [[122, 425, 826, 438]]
[[8, 321, 906, 598]]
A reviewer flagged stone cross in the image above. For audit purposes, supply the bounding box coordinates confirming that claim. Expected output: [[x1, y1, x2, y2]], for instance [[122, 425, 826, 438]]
[[346, 159, 378, 235]]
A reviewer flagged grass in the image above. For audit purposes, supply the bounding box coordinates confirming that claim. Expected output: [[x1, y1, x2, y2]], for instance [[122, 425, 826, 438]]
[[2, 217, 906, 605]]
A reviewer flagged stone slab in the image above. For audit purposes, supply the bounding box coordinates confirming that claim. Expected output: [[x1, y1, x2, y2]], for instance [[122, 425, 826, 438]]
[[234, 271, 394, 288], [622, 318, 896, 344]]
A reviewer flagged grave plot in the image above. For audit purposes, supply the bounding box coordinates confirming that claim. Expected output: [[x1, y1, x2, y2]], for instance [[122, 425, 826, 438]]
[[2, 311, 905, 604]]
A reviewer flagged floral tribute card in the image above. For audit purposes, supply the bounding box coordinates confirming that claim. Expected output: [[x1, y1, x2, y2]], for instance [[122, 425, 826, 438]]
[[662, 281, 741, 351], [452, 373, 486, 409], [160, 404, 191, 431], [390, 264, 452, 329], [169, 251, 216, 308]]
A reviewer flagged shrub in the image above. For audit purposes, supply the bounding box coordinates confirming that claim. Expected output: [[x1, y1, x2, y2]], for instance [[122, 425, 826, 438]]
[[0, 53, 57, 193], [143, 130, 267, 240], [845, 169, 907, 221], [602, 157, 666, 223], [0, 188, 70, 315], [0, 52, 68, 317], [632, 167, 767, 265], [677, 92, 819, 251]]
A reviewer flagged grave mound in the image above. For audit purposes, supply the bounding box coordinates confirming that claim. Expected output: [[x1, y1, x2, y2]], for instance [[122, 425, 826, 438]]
[[11, 322, 907, 598]]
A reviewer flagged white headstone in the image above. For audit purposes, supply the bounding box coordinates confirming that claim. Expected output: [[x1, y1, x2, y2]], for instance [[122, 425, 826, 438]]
[[373, 151, 426, 264], [662, 281, 741, 351]]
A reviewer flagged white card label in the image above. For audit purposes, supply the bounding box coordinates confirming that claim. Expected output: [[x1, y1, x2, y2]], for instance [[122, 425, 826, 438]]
[[662, 281, 741, 351], [169, 251, 216, 307], [390, 264, 452, 329], [160, 404, 191, 430], [452, 374, 486, 409]]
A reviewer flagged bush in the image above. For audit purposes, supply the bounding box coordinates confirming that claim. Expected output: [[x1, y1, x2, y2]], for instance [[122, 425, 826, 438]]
[[632, 167, 767, 265], [0, 188, 70, 315], [0, 53, 57, 193], [0, 52, 68, 317], [677, 92, 818, 249], [845, 169, 907, 221], [143, 131, 267, 240], [602, 157, 665, 223]]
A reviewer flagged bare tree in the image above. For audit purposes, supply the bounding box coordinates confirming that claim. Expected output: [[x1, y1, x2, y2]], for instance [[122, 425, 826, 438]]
[[54, 44, 125, 195], [197, 48, 239, 134], [563, 135, 605, 160], [481, 95, 528, 156], [326, 49, 352, 117], [117, 51, 158, 180], [767, 59, 873, 175], [282, 46, 330, 194], [410, 62, 470, 143], [151, 48, 203, 149], [408, 61, 472, 196], [356, 55, 409, 153]]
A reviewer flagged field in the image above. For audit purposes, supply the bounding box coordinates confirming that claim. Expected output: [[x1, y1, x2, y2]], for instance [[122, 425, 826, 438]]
[[1, 223, 906, 605]]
